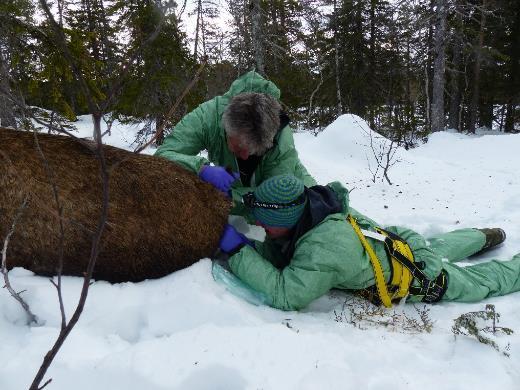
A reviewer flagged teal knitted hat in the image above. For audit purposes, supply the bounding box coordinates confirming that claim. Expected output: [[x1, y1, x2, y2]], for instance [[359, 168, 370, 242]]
[[252, 174, 306, 228]]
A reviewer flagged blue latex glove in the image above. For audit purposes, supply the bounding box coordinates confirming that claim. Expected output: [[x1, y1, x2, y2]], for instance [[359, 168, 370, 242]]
[[219, 224, 253, 254], [199, 165, 239, 196]]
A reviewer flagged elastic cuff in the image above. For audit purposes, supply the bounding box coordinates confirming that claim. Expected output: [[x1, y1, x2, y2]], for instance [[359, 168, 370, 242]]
[[198, 164, 209, 175]]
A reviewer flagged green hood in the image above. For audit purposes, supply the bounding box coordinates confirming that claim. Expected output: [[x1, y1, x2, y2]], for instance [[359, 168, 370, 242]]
[[327, 181, 351, 215], [223, 71, 281, 100]]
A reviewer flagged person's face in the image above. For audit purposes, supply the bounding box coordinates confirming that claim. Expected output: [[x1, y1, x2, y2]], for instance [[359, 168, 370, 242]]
[[256, 221, 292, 239], [227, 134, 251, 160]]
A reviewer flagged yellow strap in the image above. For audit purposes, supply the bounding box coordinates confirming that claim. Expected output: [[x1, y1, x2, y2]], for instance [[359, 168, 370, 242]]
[[348, 216, 393, 308], [395, 241, 413, 299], [384, 237, 413, 300], [392, 250, 411, 299]]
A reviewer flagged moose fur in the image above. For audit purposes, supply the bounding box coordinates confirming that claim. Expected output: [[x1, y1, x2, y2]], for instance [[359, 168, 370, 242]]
[[0, 127, 231, 282]]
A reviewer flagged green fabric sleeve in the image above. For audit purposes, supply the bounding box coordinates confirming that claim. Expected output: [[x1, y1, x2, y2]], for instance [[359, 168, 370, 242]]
[[154, 99, 217, 173], [254, 239, 288, 269], [229, 237, 339, 311]]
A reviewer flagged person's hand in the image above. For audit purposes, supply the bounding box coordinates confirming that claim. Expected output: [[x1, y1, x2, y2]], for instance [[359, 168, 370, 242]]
[[219, 224, 252, 254], [199, 165, 239, 196]]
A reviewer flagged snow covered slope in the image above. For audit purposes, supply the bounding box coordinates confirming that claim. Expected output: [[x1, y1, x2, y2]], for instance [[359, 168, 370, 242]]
[[1, 115, 519, 389]]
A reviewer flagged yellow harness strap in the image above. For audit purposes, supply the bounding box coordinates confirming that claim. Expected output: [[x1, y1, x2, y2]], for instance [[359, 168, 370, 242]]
[[347, 215, 393, 308], [348, 216, 417, 308], [379, 228, 413, 301]]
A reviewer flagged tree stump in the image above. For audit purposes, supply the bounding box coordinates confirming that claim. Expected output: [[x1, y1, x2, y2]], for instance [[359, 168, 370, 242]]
[[0, 127, 231, 282]]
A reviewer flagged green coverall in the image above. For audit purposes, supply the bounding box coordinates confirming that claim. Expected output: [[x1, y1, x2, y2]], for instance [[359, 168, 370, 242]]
[[228, 182, 520, 311]]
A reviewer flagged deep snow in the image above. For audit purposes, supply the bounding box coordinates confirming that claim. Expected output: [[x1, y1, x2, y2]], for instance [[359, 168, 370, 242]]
[[1, 115, 519, 389]]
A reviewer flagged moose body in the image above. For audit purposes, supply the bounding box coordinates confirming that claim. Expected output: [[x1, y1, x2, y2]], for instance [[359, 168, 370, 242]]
[[0, 127, 230, 282]]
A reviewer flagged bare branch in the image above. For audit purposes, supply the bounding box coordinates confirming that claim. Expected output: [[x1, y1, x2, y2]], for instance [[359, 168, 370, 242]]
[[307, 58, 325, 133], [176, 0, 189, 20], [38, 378, 52, 390], [1, 196, 38, 325], [354, 117, 399, 184], [32, 129, 67, 329]]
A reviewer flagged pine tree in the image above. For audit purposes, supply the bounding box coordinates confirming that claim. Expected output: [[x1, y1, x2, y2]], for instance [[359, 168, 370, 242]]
[[431, 0, 448, 132], [114, 1, 198, 137], [0, 0, 35, 127]]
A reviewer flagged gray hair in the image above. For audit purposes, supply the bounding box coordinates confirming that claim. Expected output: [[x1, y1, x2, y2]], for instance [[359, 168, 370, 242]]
[[223, 92, 281, 156]]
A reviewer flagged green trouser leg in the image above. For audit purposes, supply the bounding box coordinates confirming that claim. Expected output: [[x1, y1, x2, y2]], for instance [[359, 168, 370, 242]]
[[441, 254, 520, 302], [426, 228, 520, 302], [426, 228, 486, 262]]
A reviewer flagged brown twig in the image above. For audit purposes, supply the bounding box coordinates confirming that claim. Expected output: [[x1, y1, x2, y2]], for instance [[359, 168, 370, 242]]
[[1, 197, 38, 325], [33, 130, 67, 329], [134, 58, 208, 153], [32, 115, 93, 150]]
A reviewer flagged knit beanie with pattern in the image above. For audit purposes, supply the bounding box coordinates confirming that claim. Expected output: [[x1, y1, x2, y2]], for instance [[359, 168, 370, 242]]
[[252, 174, 306, 228]]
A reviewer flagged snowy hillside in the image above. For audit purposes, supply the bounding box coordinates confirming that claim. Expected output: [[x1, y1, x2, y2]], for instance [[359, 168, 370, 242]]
[[1, 115, 519, 389]]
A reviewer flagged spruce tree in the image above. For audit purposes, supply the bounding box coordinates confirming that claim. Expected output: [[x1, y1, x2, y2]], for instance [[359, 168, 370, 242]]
[[113, 1, 198, 138]]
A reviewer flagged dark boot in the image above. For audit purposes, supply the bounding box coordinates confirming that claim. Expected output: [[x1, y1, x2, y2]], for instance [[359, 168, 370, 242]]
[[474, 228, 507, 256]]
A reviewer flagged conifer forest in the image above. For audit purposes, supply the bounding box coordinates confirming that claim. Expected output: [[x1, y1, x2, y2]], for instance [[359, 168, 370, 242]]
[[1, 0, 519, 145]]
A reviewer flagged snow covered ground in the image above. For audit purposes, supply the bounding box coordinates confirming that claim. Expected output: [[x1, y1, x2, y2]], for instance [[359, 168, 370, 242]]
[[1, 115, 520, 389]]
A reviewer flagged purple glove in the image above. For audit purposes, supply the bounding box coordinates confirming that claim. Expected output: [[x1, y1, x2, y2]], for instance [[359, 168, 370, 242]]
[[199, 165, 239, 195], [219, 224, 253, 254]]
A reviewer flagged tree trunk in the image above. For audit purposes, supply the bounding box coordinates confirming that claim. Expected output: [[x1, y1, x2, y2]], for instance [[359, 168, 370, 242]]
[[0, 93, 16, 129], [0, 52, 16, 128], [194, 0, 202, 61], [424, 64, 431, 132], [505, 0, 520, 133], [479, 100, 493, 129], [251, 0, 265, 75], [448, 7, 463, 131], [333, 0, 343, 114], [424, 0, 435, 133], [98, 0, 116, 78], [57, 0, 64, 27], [468, 0, 487, 133], [431, 0, 447, 132], [85, 0, 100, 62], [368, 0, 376, 128], [405, 37, 415, 137], [352, 2, 366, 117], [448, 45, 462, 131]]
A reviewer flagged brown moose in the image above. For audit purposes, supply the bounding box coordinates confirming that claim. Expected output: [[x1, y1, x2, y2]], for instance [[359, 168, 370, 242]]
[[0, 127, 230, 282]]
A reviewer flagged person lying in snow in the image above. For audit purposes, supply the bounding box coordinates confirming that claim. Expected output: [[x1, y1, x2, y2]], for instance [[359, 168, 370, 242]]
[[217, 174, 519, 311], [155, 71, 315, 219]]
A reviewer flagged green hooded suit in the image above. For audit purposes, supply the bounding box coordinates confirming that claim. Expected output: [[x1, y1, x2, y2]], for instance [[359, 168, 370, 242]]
[[228, 182, 520, 311], [155, 71, 316, 217]]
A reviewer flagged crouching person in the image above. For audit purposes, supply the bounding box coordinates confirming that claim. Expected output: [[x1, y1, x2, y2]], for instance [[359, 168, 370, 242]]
[[217, 174, 520, 311], [155, 71, 315, 219]]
